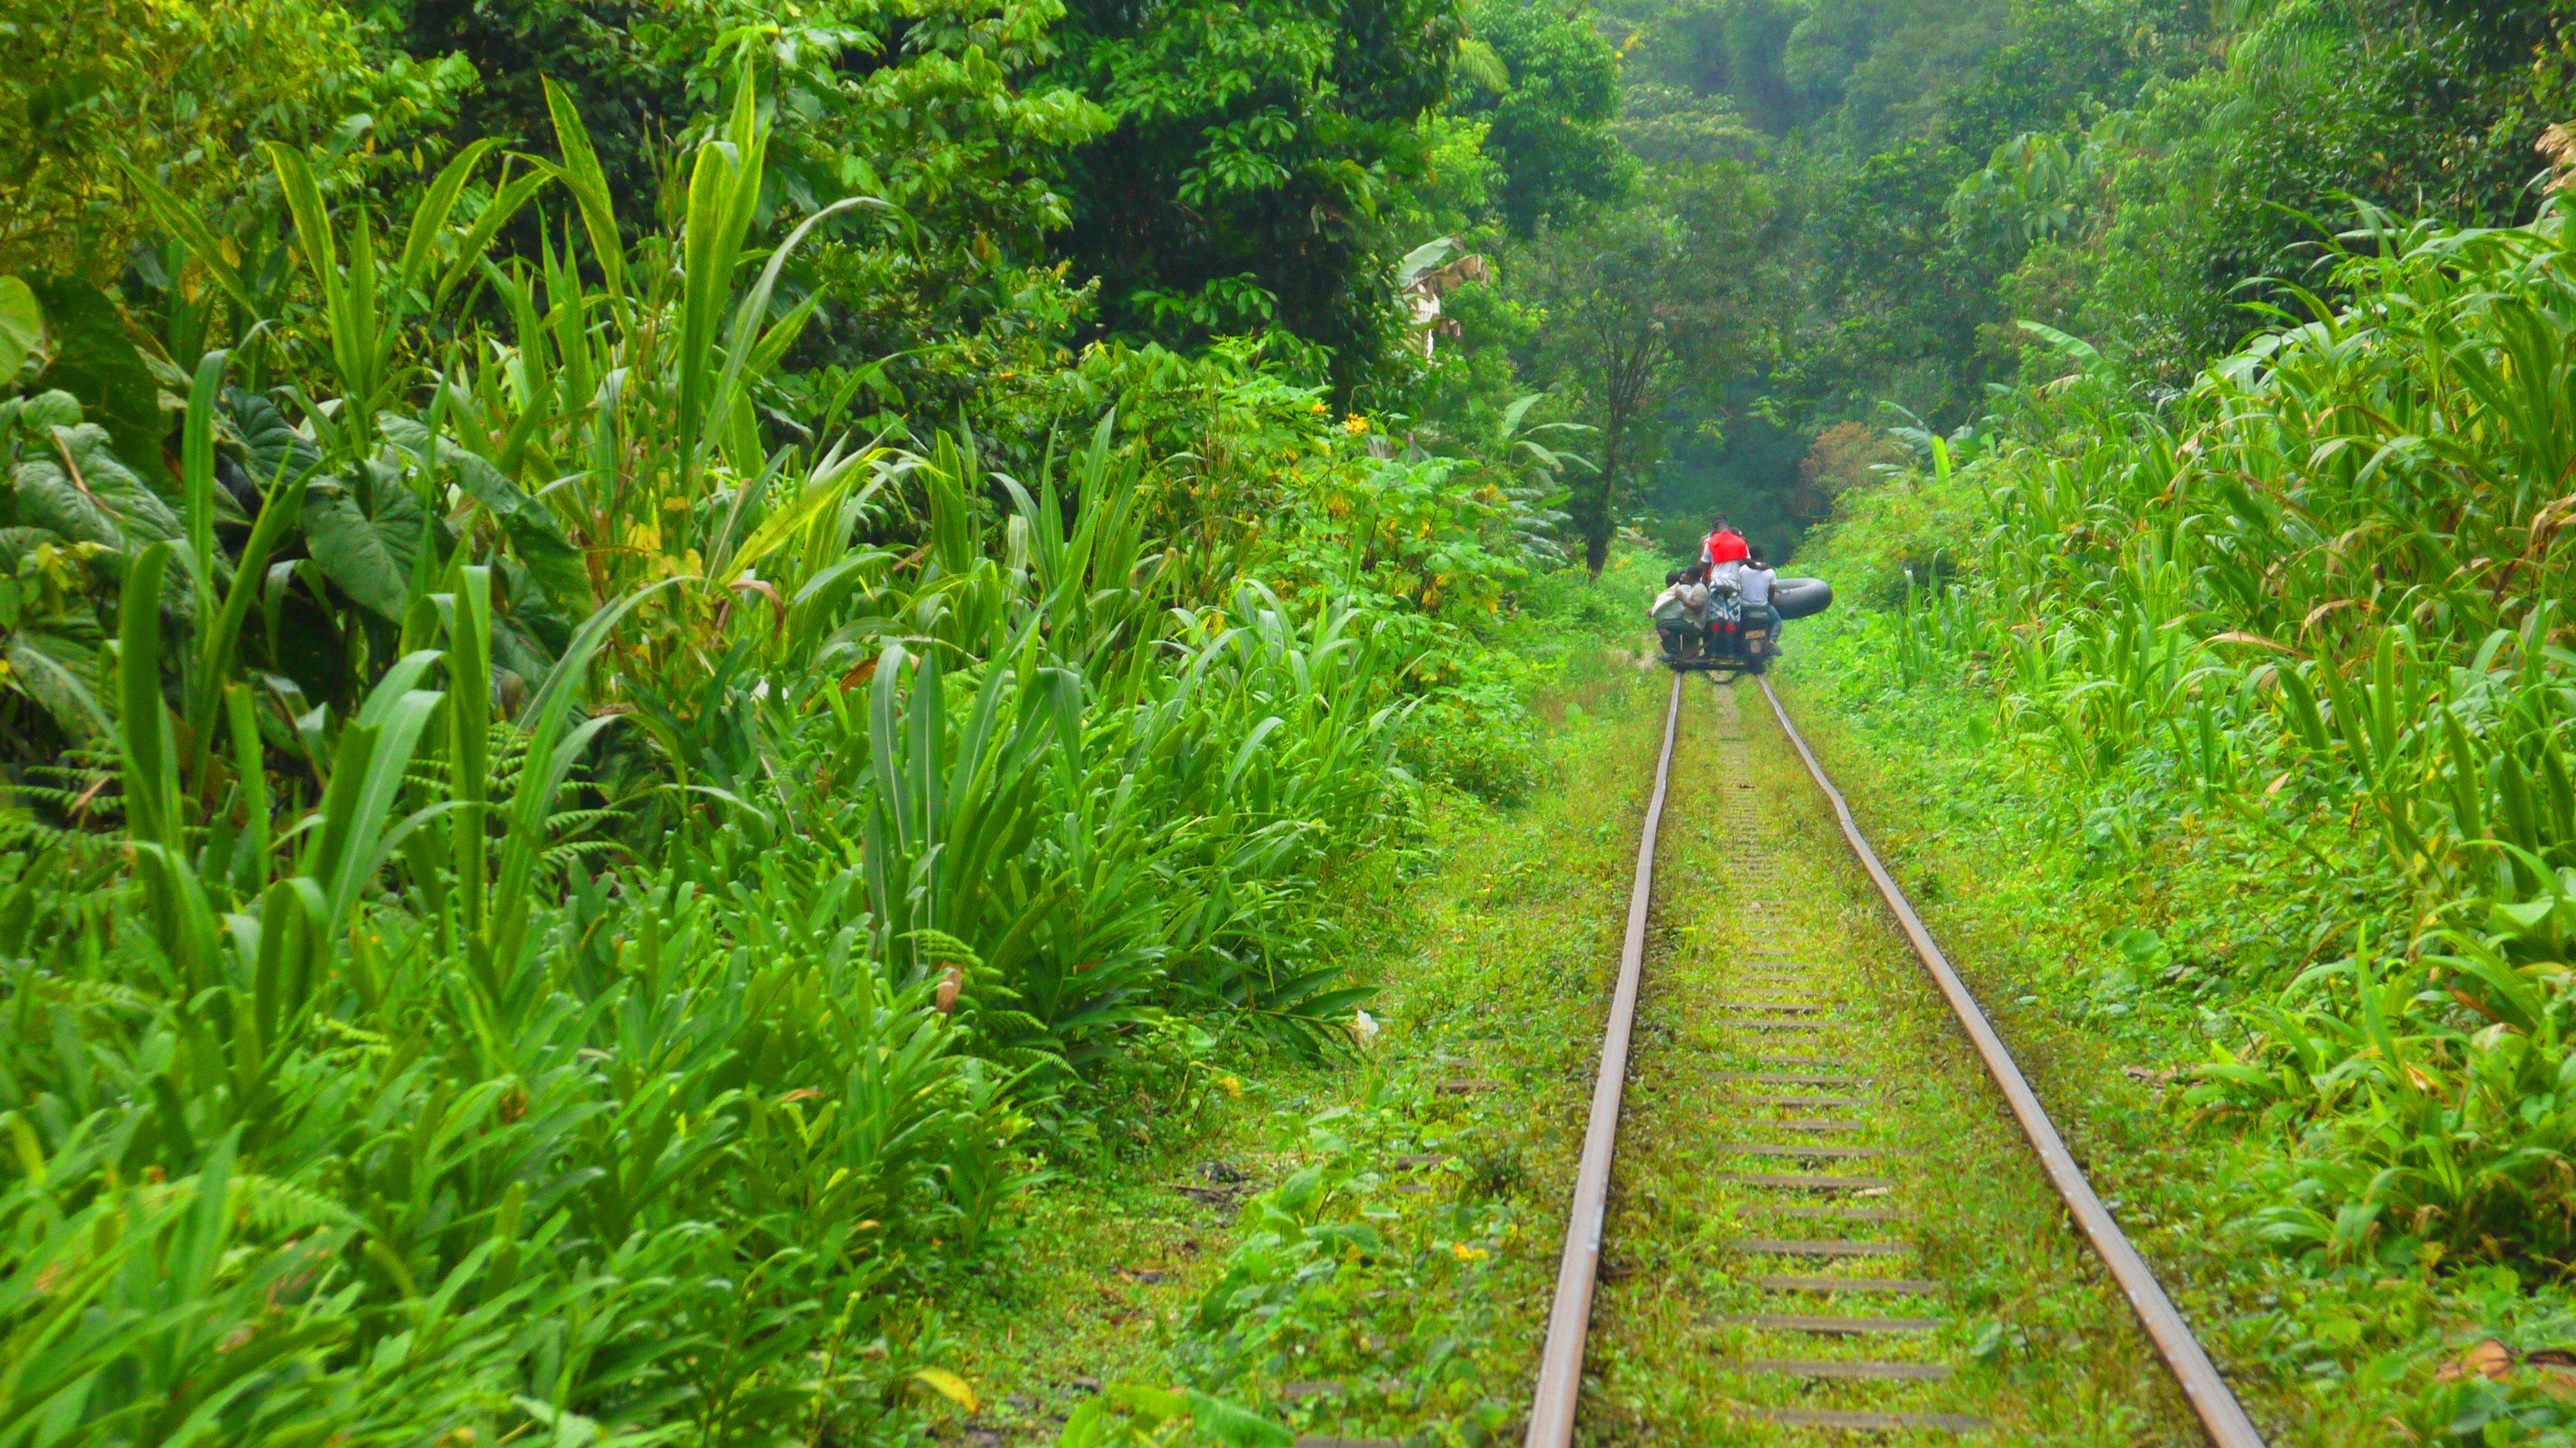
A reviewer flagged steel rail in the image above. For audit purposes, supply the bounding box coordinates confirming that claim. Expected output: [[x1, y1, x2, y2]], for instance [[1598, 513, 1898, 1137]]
[[1757, 676, 2266, 1448], [1522, 671, 1682, 1448]]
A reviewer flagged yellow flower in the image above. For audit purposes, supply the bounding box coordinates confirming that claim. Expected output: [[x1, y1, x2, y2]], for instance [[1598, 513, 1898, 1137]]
[[1452, 1242, 1489, 1262], [1343, 415, 1368, 435]]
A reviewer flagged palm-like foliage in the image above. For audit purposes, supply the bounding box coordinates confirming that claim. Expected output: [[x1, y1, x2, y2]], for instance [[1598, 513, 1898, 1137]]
[[0, 62, 1463, 1447], [1850, 202, 2576, 1264]]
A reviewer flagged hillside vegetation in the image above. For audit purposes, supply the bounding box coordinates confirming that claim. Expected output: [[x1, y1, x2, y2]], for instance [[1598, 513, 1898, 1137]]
[[1655, 0, 2576, 1436], [1795, 116, 2576, 1448], [18, 0, 2576, 1441], [1611, 0, 2574, 557], [0, 10, 1609, 1443]]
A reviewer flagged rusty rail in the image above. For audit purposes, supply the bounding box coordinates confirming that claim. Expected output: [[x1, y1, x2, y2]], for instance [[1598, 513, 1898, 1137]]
[[1519, 669, 2266, 1448], [1522, 670, 1681, 1448], [1756, 676, 2266, 1448]]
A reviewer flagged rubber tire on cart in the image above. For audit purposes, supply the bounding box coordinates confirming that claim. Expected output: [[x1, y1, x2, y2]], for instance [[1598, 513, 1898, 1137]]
[[1772, 576, 1833, 620]]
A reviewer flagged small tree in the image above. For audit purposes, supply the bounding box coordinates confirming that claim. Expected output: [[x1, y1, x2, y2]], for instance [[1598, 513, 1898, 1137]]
[[1457, 0, 1634, 236], [1792, 419, 1902, 526], [1526, 164, 1770, 572]]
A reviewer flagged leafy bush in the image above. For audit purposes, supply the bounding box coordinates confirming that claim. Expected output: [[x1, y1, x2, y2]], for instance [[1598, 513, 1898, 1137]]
[[1397, 654, 1542, 802], [1800, 202, 2576, 1273], [1063, 1106, 1531, 1444], [1043, 0, 1464, 391], [0, 0, 473, 281], [0, 55, 1582, 1440]]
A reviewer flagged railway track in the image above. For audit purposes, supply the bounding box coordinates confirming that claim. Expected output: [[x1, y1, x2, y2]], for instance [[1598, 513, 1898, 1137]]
[[1522, 672, 2266, 1445]]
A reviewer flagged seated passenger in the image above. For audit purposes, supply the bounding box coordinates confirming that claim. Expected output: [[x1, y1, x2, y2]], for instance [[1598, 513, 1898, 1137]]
[[1680, 564, 1721, 636], [1648, 569, 1702, 658], [1739, 548, 1777, 635]]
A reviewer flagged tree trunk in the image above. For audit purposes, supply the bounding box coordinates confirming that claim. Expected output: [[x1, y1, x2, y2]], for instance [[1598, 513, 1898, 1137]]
[[1584, 340, 1653, 576]]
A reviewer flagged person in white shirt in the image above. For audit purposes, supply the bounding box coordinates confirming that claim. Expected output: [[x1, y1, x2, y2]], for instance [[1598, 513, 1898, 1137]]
[[1647, 568, 1710, 659], [1739, 549, 1777, 637]]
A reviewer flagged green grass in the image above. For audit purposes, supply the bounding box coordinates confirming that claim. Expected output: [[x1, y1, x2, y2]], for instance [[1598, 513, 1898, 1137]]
[[925, 640, 2260, 1447], [925, 647, 1669, 1442], [1574, 676, 2195, 1445], [1772, 633, 2576, 1444], [1761, 200, 2576, 1448]]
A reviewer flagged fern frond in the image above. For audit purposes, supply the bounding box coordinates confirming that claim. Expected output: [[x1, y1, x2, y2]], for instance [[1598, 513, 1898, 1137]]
[[229, 1172, 361, 1234]]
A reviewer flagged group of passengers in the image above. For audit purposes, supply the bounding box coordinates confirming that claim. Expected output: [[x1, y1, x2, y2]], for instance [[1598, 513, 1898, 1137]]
[[1647, 515, 1776, 660]]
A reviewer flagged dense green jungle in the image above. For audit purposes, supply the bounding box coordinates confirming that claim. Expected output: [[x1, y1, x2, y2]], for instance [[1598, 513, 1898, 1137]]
[[8, 0, 2576, 1441]]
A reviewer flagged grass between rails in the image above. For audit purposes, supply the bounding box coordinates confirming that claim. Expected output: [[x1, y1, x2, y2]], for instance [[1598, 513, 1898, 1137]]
[[1770, 641, 2576, 1445], [927, 647, 2216, 1447], [1580, 676, 2195, 1445], [927, 649, 1670, 1444]]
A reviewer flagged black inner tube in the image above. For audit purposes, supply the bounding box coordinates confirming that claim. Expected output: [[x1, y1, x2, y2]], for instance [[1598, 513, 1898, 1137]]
[[1772, 576, 1833, 620]]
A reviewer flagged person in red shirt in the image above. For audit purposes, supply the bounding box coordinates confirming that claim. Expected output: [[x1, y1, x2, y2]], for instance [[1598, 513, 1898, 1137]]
[[1702, 515, 1748, 571]]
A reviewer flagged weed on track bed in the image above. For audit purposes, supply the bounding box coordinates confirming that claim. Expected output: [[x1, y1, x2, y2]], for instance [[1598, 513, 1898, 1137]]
[[1578, 678, 2198, 1446]]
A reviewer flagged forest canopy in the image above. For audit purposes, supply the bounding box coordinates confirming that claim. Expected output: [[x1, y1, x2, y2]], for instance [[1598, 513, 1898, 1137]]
[[1605, 0, 2576, 557], [11, 0, 2576, 1441]]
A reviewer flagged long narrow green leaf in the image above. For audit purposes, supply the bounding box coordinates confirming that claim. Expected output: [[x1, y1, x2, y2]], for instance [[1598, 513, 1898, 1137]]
[[395, 137, 499, 293], [119, 544, 179, 853], [185, 466, 312, 759], [540, 78, 626, 298], [226, 683, 272, 893], [705, 195, 882, 486], [180, 350, 225, 610], [262, 143, 344, 352], [676, 138, 742, 483], [117, 162, 260, 314]]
